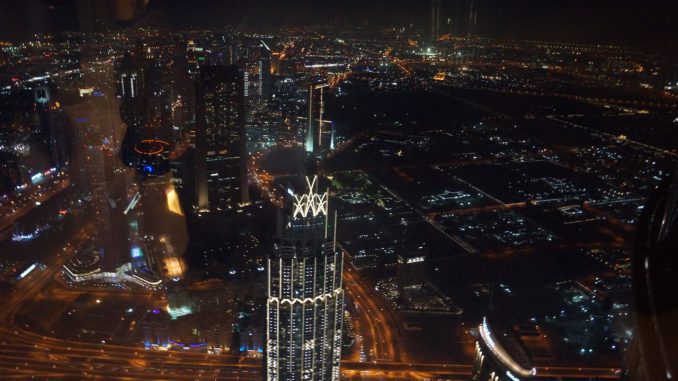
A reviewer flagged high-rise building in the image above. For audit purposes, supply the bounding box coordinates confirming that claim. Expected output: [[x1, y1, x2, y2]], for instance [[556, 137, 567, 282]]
[[305, 83, 329, 155], [472, 310, 537, 381], [259, 40, 272, 101], [118, 50, 149, 166], [266, 175, 344, 381], [143, 309, 170, 349], [186, 40, 203, 77], [117, 47, 172, 177], [47, 108, 70, 170], [195, 65, 248, 212], [431, 0, 441, 41], [244, 71, 250, 98], [33, 85, 70, 170], [396, 250, 427, 290]]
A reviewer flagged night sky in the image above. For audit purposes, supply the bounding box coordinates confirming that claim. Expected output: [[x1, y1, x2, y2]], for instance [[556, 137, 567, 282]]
[[1, 0, 677, 50]]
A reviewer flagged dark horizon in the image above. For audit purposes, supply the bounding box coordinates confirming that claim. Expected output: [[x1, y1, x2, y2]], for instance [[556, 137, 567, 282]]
[[1, 0, 677, 51]]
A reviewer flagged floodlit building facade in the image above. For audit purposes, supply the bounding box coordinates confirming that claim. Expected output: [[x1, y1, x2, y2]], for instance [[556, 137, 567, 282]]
[[472, 312, 537, 381], [266, 176, 344, 381]]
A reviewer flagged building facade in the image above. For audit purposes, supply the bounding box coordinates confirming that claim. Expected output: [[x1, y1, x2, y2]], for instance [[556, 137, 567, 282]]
[[305, 83, 329, 155], [266, 176, 344, 381], [117, 49, 152, 172], [396, 250, 427, 290], [259, 41, 272, 101], [472, 312, 537, 381], [195, 65, 248, 212]]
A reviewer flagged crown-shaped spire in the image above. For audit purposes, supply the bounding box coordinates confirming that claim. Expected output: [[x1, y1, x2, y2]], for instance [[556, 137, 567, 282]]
[[292, 176, 328, 218]]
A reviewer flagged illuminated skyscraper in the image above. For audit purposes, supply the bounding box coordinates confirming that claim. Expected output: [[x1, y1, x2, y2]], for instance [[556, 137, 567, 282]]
[[472, 311, 537, 381], [118, 50, 149, 168], [259, 40, 272, 101], [266, 176, 344, 381], [34, 85, 69, 170], [195, 65, 248, 212], [396, 250, 427, 290], [305, 83, 329, 155]]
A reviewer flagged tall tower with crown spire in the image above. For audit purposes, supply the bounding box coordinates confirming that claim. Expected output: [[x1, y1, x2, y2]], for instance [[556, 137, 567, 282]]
[[266, 176, 344, 381]]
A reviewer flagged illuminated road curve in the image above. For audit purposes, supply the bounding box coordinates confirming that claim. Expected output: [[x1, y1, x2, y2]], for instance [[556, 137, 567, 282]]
[[343, 265, 403, 362]]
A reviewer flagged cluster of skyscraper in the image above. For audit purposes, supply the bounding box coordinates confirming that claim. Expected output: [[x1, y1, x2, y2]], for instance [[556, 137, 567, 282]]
[[114, 33, 346, 377], [192, 40, 273, 212], [115, 36, 281, 215]]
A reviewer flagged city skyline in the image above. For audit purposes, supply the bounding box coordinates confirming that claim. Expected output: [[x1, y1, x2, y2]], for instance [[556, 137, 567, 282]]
[[0, 2, 677, 380]]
